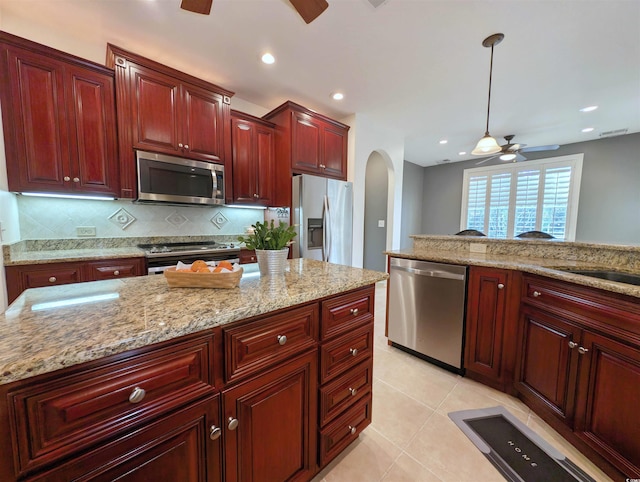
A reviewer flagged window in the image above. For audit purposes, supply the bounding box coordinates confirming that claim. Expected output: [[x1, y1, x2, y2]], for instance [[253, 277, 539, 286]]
[[461, 154, 583, 240]]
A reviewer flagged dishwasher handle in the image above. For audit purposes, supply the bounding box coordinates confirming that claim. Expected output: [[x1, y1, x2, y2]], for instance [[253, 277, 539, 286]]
[[392, 265, 466, 281]]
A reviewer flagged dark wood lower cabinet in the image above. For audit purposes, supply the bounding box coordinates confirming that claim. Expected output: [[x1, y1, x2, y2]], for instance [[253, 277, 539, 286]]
[[223, 350, 317, 482]]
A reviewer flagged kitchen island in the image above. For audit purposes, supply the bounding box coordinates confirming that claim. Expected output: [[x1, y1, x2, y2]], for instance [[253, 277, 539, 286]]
[[0, 259, 387, 481]]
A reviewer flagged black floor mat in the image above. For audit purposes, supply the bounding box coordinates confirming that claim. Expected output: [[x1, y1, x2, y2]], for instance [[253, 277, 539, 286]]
[[449, 406, 595, 482]]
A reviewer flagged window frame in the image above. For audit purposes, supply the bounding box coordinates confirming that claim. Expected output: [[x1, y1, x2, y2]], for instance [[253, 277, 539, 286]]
[[460, 154, 584, 241]]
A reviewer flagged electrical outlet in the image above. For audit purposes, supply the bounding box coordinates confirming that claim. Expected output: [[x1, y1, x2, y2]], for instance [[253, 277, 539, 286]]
[[470, 243, 487, 254], [378, 220, 385, 228], [76, 226, 96, 237]]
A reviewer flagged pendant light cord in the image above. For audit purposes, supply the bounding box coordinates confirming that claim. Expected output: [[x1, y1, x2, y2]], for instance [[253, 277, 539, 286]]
[[484, 44, 495, 136]]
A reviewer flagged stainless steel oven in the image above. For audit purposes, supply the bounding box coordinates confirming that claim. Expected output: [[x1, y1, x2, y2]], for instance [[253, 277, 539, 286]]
[[139, 242, 240, 274]]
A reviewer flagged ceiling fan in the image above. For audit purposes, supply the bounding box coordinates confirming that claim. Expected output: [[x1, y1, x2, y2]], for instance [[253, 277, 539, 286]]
[[180, 0, 328, 24], [476, 135, 560, 164]]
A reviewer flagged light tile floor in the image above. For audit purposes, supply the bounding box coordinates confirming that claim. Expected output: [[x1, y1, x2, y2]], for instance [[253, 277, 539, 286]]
[[313, 280, 614, 482]]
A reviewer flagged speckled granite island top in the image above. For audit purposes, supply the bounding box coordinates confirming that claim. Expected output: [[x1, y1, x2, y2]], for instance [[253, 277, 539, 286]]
[[0, 259, 388, 385]]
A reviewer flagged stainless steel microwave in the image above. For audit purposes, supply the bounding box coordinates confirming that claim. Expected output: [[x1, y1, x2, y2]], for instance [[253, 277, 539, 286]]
[[136, 150, 224, 206]]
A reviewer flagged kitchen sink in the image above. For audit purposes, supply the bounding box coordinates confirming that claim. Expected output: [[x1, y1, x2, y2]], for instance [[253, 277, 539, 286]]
[[564, 269, 640, 286]]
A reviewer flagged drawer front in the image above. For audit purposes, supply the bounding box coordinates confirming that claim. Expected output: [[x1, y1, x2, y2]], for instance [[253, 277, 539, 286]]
[[24, 266, 83, 288], [239, 249, 257, 264], [319, 359, 372, 427], [319, 394, 372, 467], [86, 258, 145, 280], [320, 323, 373, 384], [321, 286, 374, 340], [224, 303, 319, 384], [9, 334, 214, 476]]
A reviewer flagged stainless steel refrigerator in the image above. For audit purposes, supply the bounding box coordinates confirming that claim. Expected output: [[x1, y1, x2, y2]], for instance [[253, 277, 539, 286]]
[[291, 174, 353, 265]]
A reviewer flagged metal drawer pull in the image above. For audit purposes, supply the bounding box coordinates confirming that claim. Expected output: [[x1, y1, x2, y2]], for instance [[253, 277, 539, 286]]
[[209, 425, 222, 441], [64, 176, 71, 181], [348, 425, 357, 435], [349, 348, 358, 357], [178, 143, 183, 148], [49, 276, 57, 283], [113, 270, 120, 276], [73, 177, 80, 183], [184, 144, 189, 149], [497, 283, 504, 289], [532, 291, 542, 297], [277, 335, 287, 345], [128, 386, 146, 404], [578, 346, 589, 355], [228, 417, 239, 430], [568, 341, 578, 349], [350, 308, 359, 316], [348, 387, 357, 396]]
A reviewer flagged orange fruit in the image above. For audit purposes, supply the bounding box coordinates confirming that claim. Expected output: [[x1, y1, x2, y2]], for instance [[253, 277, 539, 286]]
[[191, 260, 208, 272], [218, 260, 233, 271], [213, 266, 224, 273]]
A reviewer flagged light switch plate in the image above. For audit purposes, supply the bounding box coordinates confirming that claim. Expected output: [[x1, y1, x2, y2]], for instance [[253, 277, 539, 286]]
[[77, 226, 96, 237], [470, 243, 487, 254], [378, 220, 385, 228]]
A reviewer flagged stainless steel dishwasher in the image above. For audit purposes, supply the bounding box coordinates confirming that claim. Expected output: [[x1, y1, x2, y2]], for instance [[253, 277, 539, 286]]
[[387, 257, 467, 373]]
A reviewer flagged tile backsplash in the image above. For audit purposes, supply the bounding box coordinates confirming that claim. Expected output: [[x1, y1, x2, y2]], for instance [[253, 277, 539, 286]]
[[17, 197, 266, 239]]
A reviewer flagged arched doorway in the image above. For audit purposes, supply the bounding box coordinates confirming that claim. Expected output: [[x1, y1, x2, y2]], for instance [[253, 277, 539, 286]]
[[363, 151, 390, 271]]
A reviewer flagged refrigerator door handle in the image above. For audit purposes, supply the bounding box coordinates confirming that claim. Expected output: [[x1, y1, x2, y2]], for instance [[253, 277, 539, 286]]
[[323, 195, 331, 262]]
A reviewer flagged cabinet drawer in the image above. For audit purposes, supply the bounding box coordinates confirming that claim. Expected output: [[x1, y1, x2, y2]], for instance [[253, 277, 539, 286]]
[[319, 394, 372, 467], [238, 249, 257, 264], [8, 334, 215, 477], [23, 265, 83, 288], [224, 303, 318, 384], [321, 286, 374, 340], [85, 257, 145, 280], [320, 323, 373, 383], [319, 359, 372, 427]]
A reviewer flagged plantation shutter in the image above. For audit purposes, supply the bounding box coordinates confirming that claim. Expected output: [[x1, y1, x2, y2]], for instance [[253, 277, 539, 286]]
[[487, 173, 511, 238], [514, 169, 541, 235], [541, 166, 572, 240], [466, 175, 487, 232]]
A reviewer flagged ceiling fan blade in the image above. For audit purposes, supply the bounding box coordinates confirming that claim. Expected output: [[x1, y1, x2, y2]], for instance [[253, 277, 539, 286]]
[[476, 154, 500, 165], [520, 144, 560, 153], [514, 152, 527, 162], [289, 0, 329, 24], [180, 0, 213, 15]]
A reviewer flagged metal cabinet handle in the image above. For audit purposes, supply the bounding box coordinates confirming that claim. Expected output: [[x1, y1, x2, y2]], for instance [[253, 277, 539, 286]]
[[113, 270, 120, 276], [568, 341, 578, 349], [73, 177, 80, 183], [209, 425, 222, 441], [497, 283, 505, 290], [350, 308, 359, 316], [63, 176, 71, 181], [49, 276, 57, 283], [349, 348, 358, 357], [228, 417, 239, 430], [533, 291, 542, 297], [348, 425, 357, 435], [348, 387, 357, 397], [319, 164, 326, 169], [578, 346, 589, 355], [128, 386, 146, 403], [184, 144, 189, 149], [277, 335, 287, 345], [178, 143, 184, 148]]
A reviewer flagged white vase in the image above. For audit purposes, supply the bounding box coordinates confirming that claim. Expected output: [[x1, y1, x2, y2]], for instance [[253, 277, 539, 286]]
[[255, 248, 289, 276]]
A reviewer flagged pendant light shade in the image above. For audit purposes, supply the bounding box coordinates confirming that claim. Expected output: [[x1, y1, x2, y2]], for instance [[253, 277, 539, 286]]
[[471, 33, 504, 156]]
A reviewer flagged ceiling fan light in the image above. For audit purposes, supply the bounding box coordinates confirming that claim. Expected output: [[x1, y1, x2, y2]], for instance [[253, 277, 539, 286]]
[[471, 134, 502, 155], [500, 153, 517, 161]]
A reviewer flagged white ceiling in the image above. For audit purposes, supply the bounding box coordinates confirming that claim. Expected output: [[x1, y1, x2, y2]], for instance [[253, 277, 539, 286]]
[[1, 0, 639, 167]]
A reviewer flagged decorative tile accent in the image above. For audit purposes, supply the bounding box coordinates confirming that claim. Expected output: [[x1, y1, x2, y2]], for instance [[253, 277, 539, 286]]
[[210, 211, 229, 230], [165, 212, 189, 228], [108, 208, 136, 230]]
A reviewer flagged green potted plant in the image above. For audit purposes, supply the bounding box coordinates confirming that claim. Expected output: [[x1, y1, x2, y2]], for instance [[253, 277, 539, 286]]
[[238, 220, 297, 276]]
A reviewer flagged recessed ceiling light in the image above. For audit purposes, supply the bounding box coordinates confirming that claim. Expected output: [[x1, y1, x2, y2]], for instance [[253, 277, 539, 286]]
[[439, 139, 448, 144], [580, 105, 598, 113], [331, 92, 344, 100], [581, 127, 595, 133], [458, 151, 467, 156], [261, 53, 275, 64]]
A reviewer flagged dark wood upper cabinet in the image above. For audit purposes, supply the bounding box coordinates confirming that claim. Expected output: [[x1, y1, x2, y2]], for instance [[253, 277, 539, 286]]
[[0, 32, 119, 196], [230, 110, 275, 206], [106, 44, 234, 199], [263, 101, 349, 207]]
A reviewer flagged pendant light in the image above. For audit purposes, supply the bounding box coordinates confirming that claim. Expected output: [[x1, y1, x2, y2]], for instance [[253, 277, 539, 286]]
[[471, 33, 504, 156]]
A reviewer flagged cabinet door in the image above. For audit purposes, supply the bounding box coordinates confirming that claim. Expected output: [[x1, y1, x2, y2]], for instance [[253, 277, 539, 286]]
[[254, 125, 275, 204], [31, 396, 222, 482], [1, 45, 70, 192], [465, 267, 509, 384], [574, 332, 640, 477], [292, 111, 322, 173], [129, 64, 181, 153], [515, 307, 581, 424], [322, 123, 347, 179], [223, 351, 317, 482], [183, 83, 225, 162], [65, 66, 119, 195], [231, 117, 258, 204]]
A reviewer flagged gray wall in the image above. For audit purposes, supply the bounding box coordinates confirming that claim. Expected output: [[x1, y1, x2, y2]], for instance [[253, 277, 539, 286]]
[[410, 132, 640, 245], [363, 152, 388, 271], [400, 161, 425, 249]]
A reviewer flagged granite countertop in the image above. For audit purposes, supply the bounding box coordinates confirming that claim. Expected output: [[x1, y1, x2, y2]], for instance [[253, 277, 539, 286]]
[[385, 247, 640, 299], [5, 247, 145, 265], [0, 259, 388, 385]]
